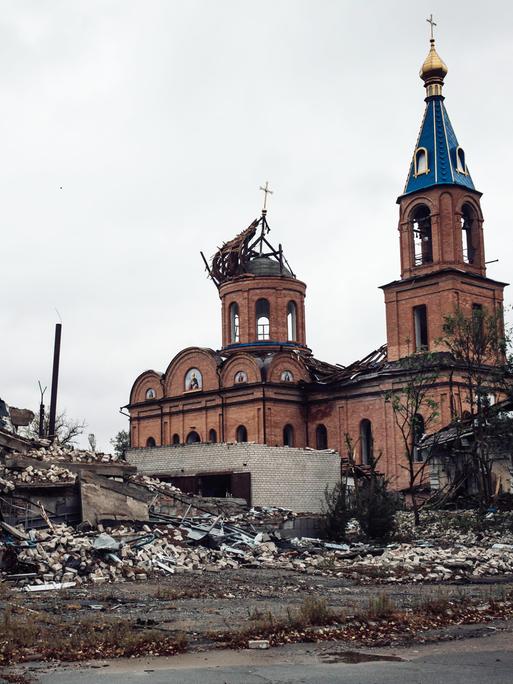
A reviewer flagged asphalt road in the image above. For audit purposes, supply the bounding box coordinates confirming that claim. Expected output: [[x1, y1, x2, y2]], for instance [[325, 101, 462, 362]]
[[18, 630, 512, 684]]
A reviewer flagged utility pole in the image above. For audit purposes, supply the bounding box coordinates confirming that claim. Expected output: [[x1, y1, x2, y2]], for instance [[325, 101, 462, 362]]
[[48, 323, 62, 441]]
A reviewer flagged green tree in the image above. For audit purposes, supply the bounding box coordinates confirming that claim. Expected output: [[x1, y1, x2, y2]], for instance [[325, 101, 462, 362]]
[[110, 429, 129, 459]]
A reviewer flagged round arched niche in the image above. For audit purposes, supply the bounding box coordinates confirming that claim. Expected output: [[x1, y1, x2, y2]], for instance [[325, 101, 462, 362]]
[[184, 368, 202, 392]]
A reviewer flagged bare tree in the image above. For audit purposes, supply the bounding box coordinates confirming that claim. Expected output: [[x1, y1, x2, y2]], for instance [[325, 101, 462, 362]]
[[22, 411, 86, 446], [441, 306, 512, 508], [385, 352, 440, 526]]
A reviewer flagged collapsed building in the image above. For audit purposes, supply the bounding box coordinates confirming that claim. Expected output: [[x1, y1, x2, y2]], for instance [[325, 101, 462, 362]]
[[125, 35, 509, 494]]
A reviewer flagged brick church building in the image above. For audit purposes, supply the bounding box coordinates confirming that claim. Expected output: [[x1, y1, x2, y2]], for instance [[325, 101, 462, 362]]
[[126, 35, 506, 490]]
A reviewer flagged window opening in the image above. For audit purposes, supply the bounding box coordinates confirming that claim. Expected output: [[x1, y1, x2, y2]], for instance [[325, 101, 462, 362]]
[[146, 437, 156, 448], [236, 425, 248, 442], [472, 303, 484, 351], [186, 431, 200, 444], [456, 147, 466, 174], [172, 433, 180, 445], [209, 428, 217, 443], [360, 419, 373, 466], [229, 302, 240, 343], [256, 299, 270, 340], [461, 204, 475, 264], [413, 305, 428, 351], [316, 424, 328, 450], [415, 147, 428, 175], [287, 301, 297, 341], [412, 205, 433, 266], [412, 413, 425, 462], [283, 424, 294, 447]]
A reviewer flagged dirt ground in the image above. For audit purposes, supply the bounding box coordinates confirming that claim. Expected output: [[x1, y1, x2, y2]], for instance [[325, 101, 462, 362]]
[[12, 567, 513, 645]]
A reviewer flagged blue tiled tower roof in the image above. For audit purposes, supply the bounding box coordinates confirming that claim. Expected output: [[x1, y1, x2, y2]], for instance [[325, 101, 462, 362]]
[[402, 39, 476, 197]]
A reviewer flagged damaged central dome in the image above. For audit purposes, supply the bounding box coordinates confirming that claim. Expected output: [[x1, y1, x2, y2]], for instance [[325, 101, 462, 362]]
[[202, 212, 295, 287]]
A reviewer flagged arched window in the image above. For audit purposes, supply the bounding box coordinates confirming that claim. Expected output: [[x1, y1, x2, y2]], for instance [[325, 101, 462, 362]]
[[283, 424, 294, 447], [229, 302, 240, 343], [256, 299, 270, 340], [146, 437, 156, 448], [456, 146, 466, 174], [412, 414, 425, 463], [209, 428, 217, 443], [145, 388, 156, 400], [360, 419, 373, 466], [414, 147, 428, 176], [236, 425, 248, 443], [316, 424, 328, 450], [172, 433, 180, 445], [186, 431, 200, 444], [461, 203, 476, 264], [287, 301, 297, 341], [412, 204, 432, 266]]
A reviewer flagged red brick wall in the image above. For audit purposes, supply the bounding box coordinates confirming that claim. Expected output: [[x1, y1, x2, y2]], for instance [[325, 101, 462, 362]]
[[219, 276, 307, 349]]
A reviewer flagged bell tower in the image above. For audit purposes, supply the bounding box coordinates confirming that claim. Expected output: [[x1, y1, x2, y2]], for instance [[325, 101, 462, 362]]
[[382, 30, 507, 362]]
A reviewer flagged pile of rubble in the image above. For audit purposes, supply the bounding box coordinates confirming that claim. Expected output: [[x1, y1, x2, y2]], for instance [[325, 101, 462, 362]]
[[129, 473, 182, 496], [24, 443, 123, 464], [4, 464, 76, 486], [332, 543, 513, 582], [5, 508, 513, 590]]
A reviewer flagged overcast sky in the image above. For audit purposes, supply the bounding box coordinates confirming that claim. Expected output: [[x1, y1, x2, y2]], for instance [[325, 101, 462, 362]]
[[2, 0, 512, 452]]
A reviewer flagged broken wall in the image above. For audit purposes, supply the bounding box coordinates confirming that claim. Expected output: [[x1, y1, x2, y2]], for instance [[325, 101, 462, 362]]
[[127, 443, 341, 513]]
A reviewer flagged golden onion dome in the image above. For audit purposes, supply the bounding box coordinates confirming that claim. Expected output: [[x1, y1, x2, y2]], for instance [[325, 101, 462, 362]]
[[420, 39, 448, 97]]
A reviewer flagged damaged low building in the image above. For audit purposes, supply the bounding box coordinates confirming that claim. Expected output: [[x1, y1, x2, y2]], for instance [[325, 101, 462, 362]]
[[126, 442, 342, 513]]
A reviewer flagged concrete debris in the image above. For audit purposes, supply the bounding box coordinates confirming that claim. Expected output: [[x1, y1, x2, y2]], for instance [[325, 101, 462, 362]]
[[129, 473, 181, 495], [248, 640, 270, 649], [2, 509, 513, 589], [0, 463, 76, 488], [23, 443, 123, 464]]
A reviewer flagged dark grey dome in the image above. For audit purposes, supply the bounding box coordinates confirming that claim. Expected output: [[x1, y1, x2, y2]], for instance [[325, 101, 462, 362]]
[[245, 257, 293, 277]]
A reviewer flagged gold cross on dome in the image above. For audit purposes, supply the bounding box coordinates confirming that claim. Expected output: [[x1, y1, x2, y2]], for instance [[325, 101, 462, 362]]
[[426, 13, 437, 40], [259, 181, 273, 211]]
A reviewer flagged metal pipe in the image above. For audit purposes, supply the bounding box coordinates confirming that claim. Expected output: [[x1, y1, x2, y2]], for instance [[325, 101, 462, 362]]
[[48, 323, 62, 441]]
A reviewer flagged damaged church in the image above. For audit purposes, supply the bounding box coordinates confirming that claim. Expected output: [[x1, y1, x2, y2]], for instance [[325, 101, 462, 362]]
[[125, 35, 508, 507]]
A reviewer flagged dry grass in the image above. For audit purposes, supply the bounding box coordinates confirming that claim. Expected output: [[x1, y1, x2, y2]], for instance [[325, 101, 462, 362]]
[[362, 593, 396, 619], [0, 603, 188, 665]]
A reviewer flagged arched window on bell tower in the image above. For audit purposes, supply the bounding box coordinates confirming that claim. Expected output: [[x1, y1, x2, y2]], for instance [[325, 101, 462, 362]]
[[287, 301, 297, 341], [411, 204, 433, 266], [256, 299, 270, 340], [229, 302, 240, 343], [461, 203, 476, 265]]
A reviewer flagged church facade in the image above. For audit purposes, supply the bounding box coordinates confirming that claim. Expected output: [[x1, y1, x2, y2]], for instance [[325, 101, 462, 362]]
[[126, 36, 506, 490]]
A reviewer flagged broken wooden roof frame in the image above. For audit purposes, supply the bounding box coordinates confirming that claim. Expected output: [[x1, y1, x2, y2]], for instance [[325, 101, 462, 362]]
[[201, 211, 295, 287]]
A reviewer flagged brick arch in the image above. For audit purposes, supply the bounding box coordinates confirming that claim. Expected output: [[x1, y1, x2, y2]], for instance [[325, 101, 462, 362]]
[[129, 370, 164, 405], [220, 353, 261, 387], [163, 347, 220, 397], [454, 194, 484, 222], [400, 193, 437, 219], [267, 353, 309, 384]]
